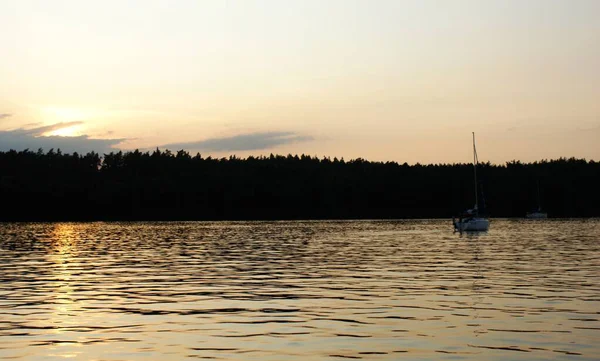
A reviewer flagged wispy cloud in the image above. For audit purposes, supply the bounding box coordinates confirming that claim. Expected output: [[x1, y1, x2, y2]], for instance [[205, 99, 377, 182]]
[[12, 121, 84, 136], [158, 131, 314, 152], [0, 113, 12, 120], [0, 122, 124, 154]]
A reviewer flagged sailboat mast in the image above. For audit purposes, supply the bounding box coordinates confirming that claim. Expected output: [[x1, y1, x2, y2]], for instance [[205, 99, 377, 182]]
[[473, 132, 479, 215]]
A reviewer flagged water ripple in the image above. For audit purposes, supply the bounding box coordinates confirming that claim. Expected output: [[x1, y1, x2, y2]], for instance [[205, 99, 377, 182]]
[[1, 219, 599, 360]]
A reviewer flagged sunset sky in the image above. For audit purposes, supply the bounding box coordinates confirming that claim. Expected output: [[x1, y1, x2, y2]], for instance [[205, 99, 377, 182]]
[[1, 0, 598, 164]]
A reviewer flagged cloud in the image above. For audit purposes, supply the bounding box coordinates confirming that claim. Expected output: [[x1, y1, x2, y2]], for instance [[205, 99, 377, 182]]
[[12, 121, 84, 136], [0, 122, 124, 154], [0, 113, 12, 120], [158, 131, 314, 152]]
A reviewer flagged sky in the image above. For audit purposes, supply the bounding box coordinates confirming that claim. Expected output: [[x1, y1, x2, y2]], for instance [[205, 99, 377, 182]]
[[1, 0, 599, 164]]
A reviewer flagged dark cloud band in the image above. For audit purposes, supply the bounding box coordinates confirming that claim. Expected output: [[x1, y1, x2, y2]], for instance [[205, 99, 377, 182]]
[[159, 131, 313, 152], [0, 123, 123, 154]]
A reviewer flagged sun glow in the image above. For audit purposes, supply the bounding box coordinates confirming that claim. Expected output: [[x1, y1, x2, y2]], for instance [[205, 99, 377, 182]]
[[40, 106, 92, 137], [46, 125, 82, 137], [43, 106, 88, 122]]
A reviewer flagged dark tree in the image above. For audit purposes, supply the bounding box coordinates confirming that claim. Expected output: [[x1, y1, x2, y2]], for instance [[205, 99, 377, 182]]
[[0, 149, 598, 221]]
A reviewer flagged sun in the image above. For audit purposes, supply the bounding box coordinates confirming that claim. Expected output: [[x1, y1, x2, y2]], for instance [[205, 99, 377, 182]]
[[41, 106, 89, 137], [46, 125, 82, 137]]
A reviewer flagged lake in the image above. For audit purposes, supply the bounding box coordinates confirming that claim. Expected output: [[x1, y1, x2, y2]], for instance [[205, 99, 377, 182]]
[[0, 220, 599, 360]]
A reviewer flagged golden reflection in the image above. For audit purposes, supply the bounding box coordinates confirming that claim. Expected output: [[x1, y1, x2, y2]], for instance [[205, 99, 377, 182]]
[[51, 223, 79, 255], [50, 224, 78, 313], [48, 224, 85, 358]]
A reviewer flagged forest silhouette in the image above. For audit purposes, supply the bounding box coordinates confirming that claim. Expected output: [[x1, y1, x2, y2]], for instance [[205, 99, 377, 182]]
[[0, 148, 598, 221]]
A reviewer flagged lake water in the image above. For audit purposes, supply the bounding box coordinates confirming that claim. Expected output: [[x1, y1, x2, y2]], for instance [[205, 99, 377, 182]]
[[0, 220, 599, 360]]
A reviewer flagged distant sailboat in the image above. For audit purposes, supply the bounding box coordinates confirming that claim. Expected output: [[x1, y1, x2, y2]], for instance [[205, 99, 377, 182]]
[[453, 133, 490, 232], [526, 181, 548, 219]]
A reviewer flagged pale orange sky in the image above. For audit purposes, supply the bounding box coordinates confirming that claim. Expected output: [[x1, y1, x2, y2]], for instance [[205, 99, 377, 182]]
[[1, 0, 598, 163]]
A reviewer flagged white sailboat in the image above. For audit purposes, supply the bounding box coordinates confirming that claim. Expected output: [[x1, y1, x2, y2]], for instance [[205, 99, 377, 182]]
[[453, 133, 490, 232]]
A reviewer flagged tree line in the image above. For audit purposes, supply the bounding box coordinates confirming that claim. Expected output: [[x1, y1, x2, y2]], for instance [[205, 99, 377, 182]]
[[0, 148, 598, 221]]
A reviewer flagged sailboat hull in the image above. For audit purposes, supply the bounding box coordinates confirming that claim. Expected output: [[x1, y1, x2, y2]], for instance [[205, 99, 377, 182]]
[[526, 212, 547, 219], [454, 218, 489, 232]]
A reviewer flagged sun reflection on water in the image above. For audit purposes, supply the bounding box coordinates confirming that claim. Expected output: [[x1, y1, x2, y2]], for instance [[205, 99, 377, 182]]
[[48, 224, 84, 358]]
